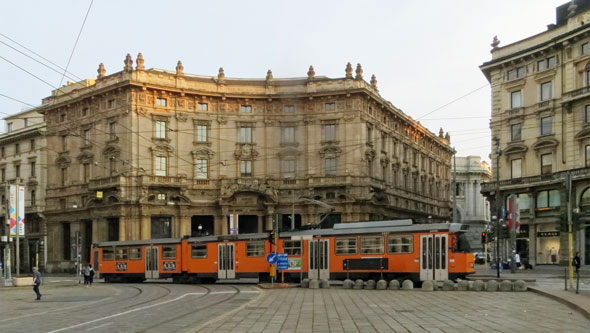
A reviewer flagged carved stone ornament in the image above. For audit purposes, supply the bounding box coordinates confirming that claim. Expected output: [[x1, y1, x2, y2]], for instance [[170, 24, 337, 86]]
[[266, 70, 273, 83], [124, 53, 133, 72], [319, 145, 342, 158], [234, 144, 259, 159], [55, 154, 71, 168], [217, 67, 225, 84], [136, 53, 145, 70], [176, 61, 184, 75], [76, 150, 94, 163], [345, 62, 353, 78], [490, 36, 500, 52], [217, 115, 227, 124], [175, 112, 188, 122], [370, 74, 378, 88], [97, 63, 106, 78], [307, 65, 315, 80], [343, 113, 355, 122], [264, 118, 275, 125], [355, 63, 363, 80]]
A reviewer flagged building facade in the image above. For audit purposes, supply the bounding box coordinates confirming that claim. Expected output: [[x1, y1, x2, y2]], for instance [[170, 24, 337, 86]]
[[480, 0, 590, 266], [452, 156, 491, 251], [0, 108, 47, 273], [38, 54, 453, 272]]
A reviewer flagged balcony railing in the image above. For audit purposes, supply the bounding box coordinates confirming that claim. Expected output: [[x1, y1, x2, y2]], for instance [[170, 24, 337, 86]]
[[563, 86, 590, 102]]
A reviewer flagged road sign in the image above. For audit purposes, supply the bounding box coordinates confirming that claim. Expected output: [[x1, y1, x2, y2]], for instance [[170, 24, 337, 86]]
[[266, 252, 278, 264], [277, 253, 289, 270]]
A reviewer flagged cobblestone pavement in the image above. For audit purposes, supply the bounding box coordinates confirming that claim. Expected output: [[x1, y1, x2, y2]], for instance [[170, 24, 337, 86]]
[[193, 288, 589, 333], [0, 282, 260, 333]]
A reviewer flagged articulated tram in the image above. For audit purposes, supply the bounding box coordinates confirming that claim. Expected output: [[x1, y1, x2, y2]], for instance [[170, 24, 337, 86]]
[[91, 219, 474, 283]]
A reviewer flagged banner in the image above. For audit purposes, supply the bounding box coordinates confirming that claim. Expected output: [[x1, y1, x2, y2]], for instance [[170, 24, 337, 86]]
[[9, 185, 17, 236], [230, 214, 239, 235], [508, 195, 520, 232], [18, 185, 25, 236]]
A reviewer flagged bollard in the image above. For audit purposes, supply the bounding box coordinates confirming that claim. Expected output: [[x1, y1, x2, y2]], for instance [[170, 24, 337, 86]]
[[514, 280, 527, 292], [388, 280, 400, 290], [441, 280, 454, 291], [565, 268, 568, 291], [471, 280, 485, 292], [376, 280, 387, 290], [457, 280, 469, 291], [309, 279, 320, 289], [343, 279, 354, 289], [320, 279, 330, 289], [499, 280, 513, 292], [421, 280, 434, 291], [576, 270, 580, 294], [486, 280, 499, 292], [353, 279, 364, 290], [365, 280, 376, 290], [401, 280, 414, 290], [301, 278, 310, 288]]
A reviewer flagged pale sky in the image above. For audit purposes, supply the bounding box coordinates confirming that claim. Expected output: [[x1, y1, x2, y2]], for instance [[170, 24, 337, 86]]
[[0, 0, 568, 162]]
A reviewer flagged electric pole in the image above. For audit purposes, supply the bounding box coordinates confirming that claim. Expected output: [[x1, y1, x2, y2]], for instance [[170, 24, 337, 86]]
[[493, 137, 501, 278]]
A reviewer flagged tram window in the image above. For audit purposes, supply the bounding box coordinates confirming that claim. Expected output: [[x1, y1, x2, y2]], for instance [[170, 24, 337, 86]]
[[360, 236, 384, 254], [335, 237, 357, 255], [441, 236, 446, 269], [103, 248, 114, 261], [129, 247, 141, 260], [283, 240, 302, 255], [455, 233, 472, 253], [162, 246, 177, 259], [387, 234, 413, 253], [191, 243, 207, 258], [247, 241, 265, 257], [115, 248, 128, 260]]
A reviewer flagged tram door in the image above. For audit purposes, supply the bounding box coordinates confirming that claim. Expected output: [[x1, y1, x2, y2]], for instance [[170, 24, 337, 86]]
[[308, 239, 330, 280], [420, 234, 448, 281], [92, 248, 100, 278], [218, 243, 235, 279], [145, 246, 159, 279]]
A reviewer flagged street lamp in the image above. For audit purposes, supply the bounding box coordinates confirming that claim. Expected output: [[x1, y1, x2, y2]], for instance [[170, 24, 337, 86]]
[[198, 224, 203, 237]]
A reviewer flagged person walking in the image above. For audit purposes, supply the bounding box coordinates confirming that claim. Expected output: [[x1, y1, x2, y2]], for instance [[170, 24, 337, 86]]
[[88, 264, 94, 287], [83, 264, 90, 287], [32, 266, 42, 300], [573, 252, 581, 273]]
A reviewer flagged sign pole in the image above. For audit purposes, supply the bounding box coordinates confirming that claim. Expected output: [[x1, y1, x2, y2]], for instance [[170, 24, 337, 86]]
[[3, 185, 12, 285]]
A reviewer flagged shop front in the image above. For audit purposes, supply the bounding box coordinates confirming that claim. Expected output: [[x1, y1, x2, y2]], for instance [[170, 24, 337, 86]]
[[536, 227, 560, 265]]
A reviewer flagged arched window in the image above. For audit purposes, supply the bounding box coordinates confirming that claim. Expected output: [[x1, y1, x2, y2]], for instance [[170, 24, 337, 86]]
[[580, 187, 590, 213]]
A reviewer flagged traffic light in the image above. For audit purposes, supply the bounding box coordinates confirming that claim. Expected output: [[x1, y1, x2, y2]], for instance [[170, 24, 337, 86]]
[[481, 231, 487, 244], [268, 230, 275, 244]]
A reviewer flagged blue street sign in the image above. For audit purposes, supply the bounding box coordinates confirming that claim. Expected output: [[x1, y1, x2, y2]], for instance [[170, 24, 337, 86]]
[[277, 253, 289, 270], [266, 252, 278, 264]]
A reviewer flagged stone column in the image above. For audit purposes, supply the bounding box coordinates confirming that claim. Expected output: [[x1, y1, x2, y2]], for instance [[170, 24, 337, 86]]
[[179, 215, 191, 238], [257, 215, 264, 233], [119, 216, 127, 241], [140, 215, 150, 240], [529, 223, 536, 266], [265, 215, 273, 231], [216, 215, 228, 235]]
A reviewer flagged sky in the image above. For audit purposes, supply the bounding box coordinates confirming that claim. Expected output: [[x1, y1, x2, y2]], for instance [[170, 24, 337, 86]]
[[0, 0, 569, 162]]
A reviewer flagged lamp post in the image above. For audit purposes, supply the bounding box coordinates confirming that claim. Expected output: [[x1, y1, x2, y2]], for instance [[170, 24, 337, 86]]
[[198, 224, 203, 237], [493, 136, 502, 278]]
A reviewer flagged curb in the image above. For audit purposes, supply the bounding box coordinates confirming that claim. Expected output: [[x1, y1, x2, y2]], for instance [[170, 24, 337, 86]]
[[527, 286, 590, 320]]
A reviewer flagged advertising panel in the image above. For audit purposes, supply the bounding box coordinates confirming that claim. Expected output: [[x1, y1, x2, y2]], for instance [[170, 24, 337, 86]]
[[18, 185, 25, 236], [8, 185, 17, 236]]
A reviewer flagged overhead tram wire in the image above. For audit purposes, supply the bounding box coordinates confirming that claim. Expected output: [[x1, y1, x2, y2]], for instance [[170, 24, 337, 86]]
[[0, 93, 36, 108], [0, 54, 58, 89]]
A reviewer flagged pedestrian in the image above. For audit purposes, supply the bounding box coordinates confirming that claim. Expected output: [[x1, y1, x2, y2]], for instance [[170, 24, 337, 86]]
[[32, 266, 42, 300], [83, 264, 90, 287], [515, 253, 521, 268], [573, 252, 581, 273], [88, 264, 94, 287]]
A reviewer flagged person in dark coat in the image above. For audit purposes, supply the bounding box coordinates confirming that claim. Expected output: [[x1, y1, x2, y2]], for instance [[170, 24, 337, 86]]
[[573, 252, 581, 273], [32, 266, 42, 300], [88, 264, 95, 287]]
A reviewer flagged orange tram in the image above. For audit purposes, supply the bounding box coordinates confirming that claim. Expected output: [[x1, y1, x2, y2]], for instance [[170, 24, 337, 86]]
[[91, 220, 475, 284]]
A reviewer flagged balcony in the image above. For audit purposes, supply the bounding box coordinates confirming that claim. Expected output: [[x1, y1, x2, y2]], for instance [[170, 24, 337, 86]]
[[140, 175, 186, 188], [563, 86, 590, 103], [88, 176, 123, 189]]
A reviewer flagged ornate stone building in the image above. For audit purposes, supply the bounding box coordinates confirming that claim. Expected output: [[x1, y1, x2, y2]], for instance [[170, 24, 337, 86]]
[[38, 54, 453, 272], [480, 1, 590, 266], [451, 156, 491, 251], [0, 108, 47, 273]]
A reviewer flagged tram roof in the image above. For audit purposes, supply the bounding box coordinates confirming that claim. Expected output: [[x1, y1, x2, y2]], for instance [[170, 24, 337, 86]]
[[281, 221, 466, 237], [96, 238, 182, 247]]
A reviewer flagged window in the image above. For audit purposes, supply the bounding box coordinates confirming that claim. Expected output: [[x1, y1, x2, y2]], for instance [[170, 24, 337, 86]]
[[198, 103, 208, 111], [325, 157, 337, 176], [15, 165, 20, 178], [282, 126, 295, 143], [583, 42, 590, 55], [540, 116, 553, 135], [325, 102, 336, 111], [195, 159, 208, 179], [157, 193, 166, 201], [585, 105, 590, 124], [24, 118, 28, 127], [540, 82, 552, 101], [1, 168, 4, 182], [31, 190, 36, 206], [586, 145, 590, 167], [107, 99, 115, 108], [109, 158, 116, 176], [240, 160, 252, 177], [246, 241, 265, 257], [129, 247, 141, 260], [60, 114, 66, 123], [196, 124, 208, 142], [240, 105, 252, 113], [323, 124, 336, 141], [238, 126, 253, 143], [83, 163, 90, 182], [541, 153, 552, 174], [7, 122, 12, 132], [283, 240, 302, 255], [335, 237, 357, 255], [536, 189, 560, 209], [511, 159, 522, 178], [109, 122, 117, 140], [30, 161, 36, 177], [455, 183, 464, 197], [511, 123, 522, 141], [30, 139, 35, 150], [510, 90, 521, 108], [83, 129, 91, 145], [1, 147, 4, 158], [387, 234, 413, 253], [115, 248, 128, 260], [360, 236, 384, 254], [283, 105, 295, 113], [15, 143, 19, 154], [102, 248, 114, 261], [162, 246, 176, 259], [281, 159, 296, 178], [507, 67, 525, 80], [82, 107, 88, 117], [366, 125, 373, 144], [61, 167, 67, 186], [154, 156, 167, 176], [191, 243, 207, 258], [156, 97, 167, 107], [155, 120, 166, 139]]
